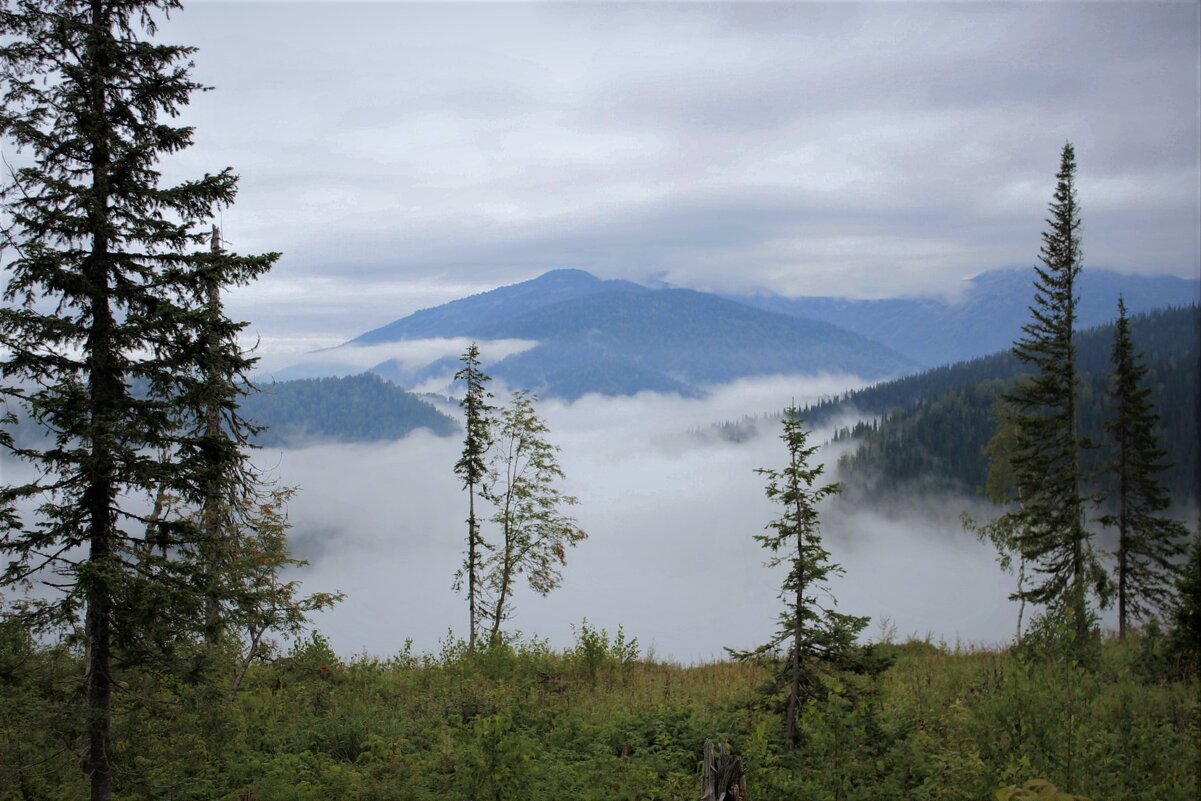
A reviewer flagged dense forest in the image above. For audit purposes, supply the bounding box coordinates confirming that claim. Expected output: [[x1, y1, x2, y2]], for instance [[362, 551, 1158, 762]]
[[239, 374, 457, 446], [804, 306, 1199, 503]]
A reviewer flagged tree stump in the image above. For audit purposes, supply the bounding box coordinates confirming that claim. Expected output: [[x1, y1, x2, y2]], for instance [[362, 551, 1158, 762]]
[[699, 740, 748, 801]]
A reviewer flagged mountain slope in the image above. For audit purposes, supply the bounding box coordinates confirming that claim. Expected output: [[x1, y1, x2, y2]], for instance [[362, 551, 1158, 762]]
[[805, 305, 1199, 503], [349, 268, 646, 344], [733, 268, 1200, 367], [335, 271, 919, 399], [240, 373, 456, 446], [473, 289, 917, 399]]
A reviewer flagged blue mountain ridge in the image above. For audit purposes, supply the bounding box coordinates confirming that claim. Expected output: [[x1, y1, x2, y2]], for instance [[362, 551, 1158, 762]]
[[730, 268, 1200, 367], [350, 273, 918, 399], [350, 268, 646, 344], [471, 289, 915, 399]]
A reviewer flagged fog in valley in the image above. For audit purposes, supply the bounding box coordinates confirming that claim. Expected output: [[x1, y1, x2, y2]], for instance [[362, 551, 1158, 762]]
[[262, 370, 1020, 663]]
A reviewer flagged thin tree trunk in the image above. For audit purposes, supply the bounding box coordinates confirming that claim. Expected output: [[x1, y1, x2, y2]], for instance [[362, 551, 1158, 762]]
[[1062, 190, 1088, 644], [467, 486, 478, 652], [488, 464, 518, 645], [1015, 554, 1026, 643], [489, 522, 513, 646], [787, 489, 805, 750], [1117, 421, 1129, 639], [225, 624, 267, 705]]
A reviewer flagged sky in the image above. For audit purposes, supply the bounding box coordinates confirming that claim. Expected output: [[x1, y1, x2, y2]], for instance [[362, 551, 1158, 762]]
[[142, 1, 1201, 356]]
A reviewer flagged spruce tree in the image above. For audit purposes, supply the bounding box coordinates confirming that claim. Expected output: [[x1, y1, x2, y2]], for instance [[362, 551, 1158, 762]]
[[453, 342, 493, 652], [1001, 142, 1100, 642], [733, 406, 868, 749], [482, 390, 585, 644], [1101, 297, 1188, 637], [0, 2, 276, 798], [1166, 532, 1201, 675]]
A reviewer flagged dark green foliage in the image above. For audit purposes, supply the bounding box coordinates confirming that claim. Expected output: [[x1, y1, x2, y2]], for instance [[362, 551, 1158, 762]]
[[734, 407, 869, 748], [831, 306, 1198, 504], [1101, 298, 1190, 637], [836, 378, 1015, 496], [1166, 534, 1201, 675], [454, 343, 493, 652], [238, 372, 456, 445], [1001, 142, 1095, 641], [0, 1, 276, 797], [5, 632, 1196, 801]]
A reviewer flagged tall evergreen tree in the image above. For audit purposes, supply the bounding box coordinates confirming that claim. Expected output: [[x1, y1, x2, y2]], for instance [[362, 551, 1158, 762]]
[[1101, 297, 1188, 637], [0, 2, 277, 799], [734, 406, 868, 749], [453, 342, 493, 652], [1000, 142, 1100, 642], [482, 390, 585, 645]]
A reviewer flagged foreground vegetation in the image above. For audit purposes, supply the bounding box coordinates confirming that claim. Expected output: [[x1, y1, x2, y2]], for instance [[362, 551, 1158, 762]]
[[2, 623, 1196, 801]]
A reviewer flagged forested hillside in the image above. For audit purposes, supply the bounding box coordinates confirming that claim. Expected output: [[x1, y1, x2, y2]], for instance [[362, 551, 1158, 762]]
[[806, 306, 1199, 502], [240, 373, 456, 446]]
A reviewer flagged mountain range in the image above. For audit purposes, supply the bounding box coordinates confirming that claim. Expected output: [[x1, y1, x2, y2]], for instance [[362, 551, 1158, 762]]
[[350, 269, 918, 399], [252, 266, 1196, 436], [239, 268, 1195, 450], [730, 268, 1199, 367]]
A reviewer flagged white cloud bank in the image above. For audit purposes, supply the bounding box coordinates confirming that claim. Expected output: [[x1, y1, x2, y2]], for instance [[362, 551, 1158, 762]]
[[265, 375, 1022, 662]]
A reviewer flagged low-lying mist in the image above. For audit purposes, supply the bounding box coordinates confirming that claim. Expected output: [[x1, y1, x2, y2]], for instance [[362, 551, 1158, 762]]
[[263, 374, 1022, 662]]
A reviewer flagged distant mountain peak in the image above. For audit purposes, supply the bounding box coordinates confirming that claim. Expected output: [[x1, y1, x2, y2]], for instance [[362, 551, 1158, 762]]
[[347, 268, 645, 346], [534, 268, 601, 282]]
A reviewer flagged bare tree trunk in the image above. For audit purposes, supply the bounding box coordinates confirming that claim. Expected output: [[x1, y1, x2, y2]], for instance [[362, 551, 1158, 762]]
[[699, 740, 748, 801]]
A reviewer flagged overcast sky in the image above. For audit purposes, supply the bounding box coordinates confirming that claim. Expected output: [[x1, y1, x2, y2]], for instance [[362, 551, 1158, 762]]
[[142, 1, 1201, 351]]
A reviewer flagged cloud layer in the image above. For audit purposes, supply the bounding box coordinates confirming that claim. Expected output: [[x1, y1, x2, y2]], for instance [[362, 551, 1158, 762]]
[[140, 2, 1201, 350], [266, 376, 1022, 662]]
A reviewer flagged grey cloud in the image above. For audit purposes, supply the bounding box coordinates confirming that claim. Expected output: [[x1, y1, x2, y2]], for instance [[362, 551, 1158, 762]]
[[145, 1, 1199, 342]]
